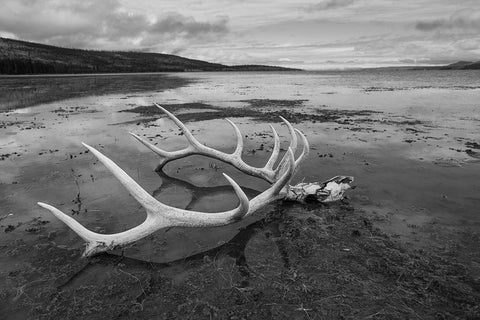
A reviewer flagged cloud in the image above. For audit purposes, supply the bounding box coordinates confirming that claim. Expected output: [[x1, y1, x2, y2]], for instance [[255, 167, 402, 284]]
[[306, 0, 355, 11], [0, 0, 229, 51], [0, 0, 478, 68], [415, 11, 480, 31], [0, 31, 17, 39], [150, 13, 229, 39]]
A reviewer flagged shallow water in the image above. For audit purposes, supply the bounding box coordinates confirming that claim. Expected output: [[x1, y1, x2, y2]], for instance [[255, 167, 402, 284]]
[[0, 73, 191, 111], [1, 70, 480, 317], [1, 70, 480, 242], [162, 70, 480, 229]]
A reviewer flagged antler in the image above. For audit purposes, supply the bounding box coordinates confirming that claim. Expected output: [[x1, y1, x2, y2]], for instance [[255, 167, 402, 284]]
[[37, 146, 296, 258], [37, 106, 311, 257], [129, 104, 310, 183]]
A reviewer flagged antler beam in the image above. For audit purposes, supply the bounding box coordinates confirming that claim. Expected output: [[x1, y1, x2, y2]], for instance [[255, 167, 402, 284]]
[[130, 104, 309, 183], [38, 105, 352, 258]]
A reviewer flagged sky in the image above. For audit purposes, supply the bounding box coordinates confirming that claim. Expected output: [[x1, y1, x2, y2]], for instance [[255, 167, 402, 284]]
[[0, 0, 479, 69]]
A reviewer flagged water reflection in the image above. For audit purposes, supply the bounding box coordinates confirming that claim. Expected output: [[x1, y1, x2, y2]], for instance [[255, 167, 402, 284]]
[[58, 218, 276, 288], [57, 169, 293, 291], [153, 169, 260, 209], [0, 73, 190, 111]]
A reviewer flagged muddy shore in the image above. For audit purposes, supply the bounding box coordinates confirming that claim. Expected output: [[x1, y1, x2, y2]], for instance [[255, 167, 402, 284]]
[[2, 200, 479, 319], [1, 72, 480, 319]]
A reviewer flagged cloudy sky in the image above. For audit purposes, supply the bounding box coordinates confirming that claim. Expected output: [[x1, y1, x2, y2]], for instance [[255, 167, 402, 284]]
[[1, 0, 479, 69]]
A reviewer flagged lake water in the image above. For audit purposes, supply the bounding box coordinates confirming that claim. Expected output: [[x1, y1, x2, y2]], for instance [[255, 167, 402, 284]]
[[1, 70, 480, 249], [1, 70, 480, 317]]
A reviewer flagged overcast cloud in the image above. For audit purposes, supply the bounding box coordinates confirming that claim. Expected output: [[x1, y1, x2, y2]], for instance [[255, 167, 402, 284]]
[[415, 11, 480, 32], [0, 0, 479, 69], [306, 0, 355, 11]]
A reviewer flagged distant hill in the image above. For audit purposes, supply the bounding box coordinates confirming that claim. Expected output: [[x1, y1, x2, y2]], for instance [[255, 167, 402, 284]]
[[0, 37, 300, 74], [389, 60, 480, 71], [441, 61, 480, 70]]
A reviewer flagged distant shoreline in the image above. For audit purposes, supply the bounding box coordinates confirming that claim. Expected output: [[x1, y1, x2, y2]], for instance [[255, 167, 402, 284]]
[[2, 68, 480, 77], [0, 37, 301, 75], [1, 37, 478, 74], [0, 70, 306, 78]]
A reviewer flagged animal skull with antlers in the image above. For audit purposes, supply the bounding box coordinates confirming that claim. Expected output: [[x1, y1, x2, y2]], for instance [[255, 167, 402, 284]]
[[38, 104, 353, 257]]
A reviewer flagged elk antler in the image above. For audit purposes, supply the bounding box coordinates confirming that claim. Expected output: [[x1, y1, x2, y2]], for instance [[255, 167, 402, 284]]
[[129, 104, 310, 183], [37, 105, 351, 258], [37, 112, 299, 257], [135, 106, 352, 202]]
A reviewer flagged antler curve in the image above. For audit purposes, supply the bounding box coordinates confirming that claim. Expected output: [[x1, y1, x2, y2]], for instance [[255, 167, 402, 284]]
[[130, 104, 310, 183], [38, 146, 296, 257], [37, 106, 307, 257]]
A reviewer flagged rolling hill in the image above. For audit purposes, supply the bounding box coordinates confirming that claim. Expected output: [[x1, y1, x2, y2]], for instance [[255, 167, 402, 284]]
[[441, 61, 480, 70], [0, 37, 299, 74]]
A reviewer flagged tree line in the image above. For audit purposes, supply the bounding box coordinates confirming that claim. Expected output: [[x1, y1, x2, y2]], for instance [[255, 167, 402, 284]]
[[0, 58, 201, 74]]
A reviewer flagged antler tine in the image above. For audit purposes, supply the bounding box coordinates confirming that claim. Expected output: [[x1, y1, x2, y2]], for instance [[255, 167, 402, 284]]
[[221, 173, 249, 221], [263, 124, 280, 170], [37, 202, 99, 243], [154, 103, 203, 149], [273, 117, 300, 178], [269, 147, 296, 195], [279, 116, 298, 154], [127, 103, 206, 167], [129, 132, 188, 159], [38, 143, 250, 257], [82, 143, 160, 214], [294, 129, 310, 168], [225, 119, 244, 156], [248, 147, 296, 214], [277, 117, 297, 165], [129, 132, 193, 169]]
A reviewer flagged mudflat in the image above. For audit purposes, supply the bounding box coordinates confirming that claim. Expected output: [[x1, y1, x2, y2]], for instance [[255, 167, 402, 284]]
[[0, 71, 479, 319]]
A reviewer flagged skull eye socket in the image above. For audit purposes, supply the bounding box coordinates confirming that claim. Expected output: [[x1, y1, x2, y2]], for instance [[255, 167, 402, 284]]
[[338, 176, 353, 184], [305, 194, 321, 203]]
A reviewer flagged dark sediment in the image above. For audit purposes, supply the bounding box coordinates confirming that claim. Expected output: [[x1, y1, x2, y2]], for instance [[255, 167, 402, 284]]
[[1, 201, 479, 319], [239, 99, 308, 109], [120, 100, 383, 124]]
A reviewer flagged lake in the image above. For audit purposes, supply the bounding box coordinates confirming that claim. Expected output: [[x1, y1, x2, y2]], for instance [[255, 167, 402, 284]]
[[1, 70, 479, 318]]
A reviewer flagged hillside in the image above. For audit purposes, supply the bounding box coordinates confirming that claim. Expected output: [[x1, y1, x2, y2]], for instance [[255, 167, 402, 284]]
[[441, 60, 480, 70], [0, 38, 299, 74]]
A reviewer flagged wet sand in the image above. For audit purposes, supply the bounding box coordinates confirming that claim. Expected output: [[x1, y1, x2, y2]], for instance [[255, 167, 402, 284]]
[[0, 72, 479, 319]]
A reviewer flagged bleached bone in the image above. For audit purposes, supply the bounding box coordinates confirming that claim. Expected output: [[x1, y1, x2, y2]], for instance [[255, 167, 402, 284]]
[[285, 176, 354, 203], [129, 104, 309, 183], [38, 106, 353, 258], [133, 105, 353, 202], [37, 144, 295, 257]]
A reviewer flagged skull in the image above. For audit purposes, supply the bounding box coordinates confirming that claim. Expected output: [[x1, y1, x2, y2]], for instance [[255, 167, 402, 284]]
[[286, 176, 354, 203]]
